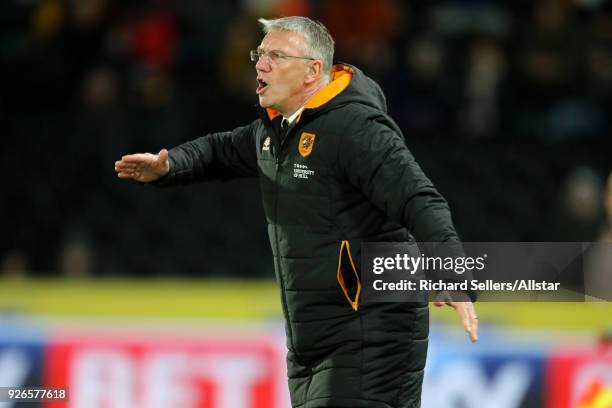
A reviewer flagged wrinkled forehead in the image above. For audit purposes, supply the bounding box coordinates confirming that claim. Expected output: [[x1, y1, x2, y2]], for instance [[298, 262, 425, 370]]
[[258, 30, 306, 54]]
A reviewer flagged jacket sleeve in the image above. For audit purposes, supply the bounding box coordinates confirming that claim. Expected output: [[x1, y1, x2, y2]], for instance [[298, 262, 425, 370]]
[[157, 120, 259, 186], [337, 112, 459, 243]]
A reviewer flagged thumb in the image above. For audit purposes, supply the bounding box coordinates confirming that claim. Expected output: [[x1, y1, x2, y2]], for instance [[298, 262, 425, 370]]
[[433, 301, 445, 307], [157, 148, 169, 164]]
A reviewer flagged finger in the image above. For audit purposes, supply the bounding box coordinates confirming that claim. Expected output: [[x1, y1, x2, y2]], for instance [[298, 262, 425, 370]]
[[470, 315, 479, 343], [468, 303, 478, 342], [115, 164, 135, 173], [115, 165, 136, 173], [432, 301, 445, 307], [463, 314, 477, 342], [456, 304, 472, 336], [465, 314, 478, 342], [115, 161, 137, 170], [122, 153, 152, 163], [459, 303, 478, 343], [117, 171, 135, 179]]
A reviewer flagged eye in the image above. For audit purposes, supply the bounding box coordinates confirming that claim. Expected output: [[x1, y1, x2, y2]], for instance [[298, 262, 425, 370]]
[[269, 50, 284, 62]]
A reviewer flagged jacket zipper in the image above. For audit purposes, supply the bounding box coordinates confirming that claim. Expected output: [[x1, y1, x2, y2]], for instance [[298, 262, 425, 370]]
[[273, 126, 298, 354]]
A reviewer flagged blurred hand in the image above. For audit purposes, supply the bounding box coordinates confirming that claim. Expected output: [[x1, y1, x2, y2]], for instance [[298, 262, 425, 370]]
[[433, 295, 478, 343], [115, 149, 170, 183]]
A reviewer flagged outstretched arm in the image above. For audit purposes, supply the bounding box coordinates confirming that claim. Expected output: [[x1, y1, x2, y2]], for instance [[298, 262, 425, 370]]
[[114, 120, 260, 186]]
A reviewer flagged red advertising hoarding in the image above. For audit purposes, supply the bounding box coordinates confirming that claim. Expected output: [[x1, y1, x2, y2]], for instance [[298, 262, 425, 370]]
[[546, 346, 612, 408], [42, 332, 289, 408]]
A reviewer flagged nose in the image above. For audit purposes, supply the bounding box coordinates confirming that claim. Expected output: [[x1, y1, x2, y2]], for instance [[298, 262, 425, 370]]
[[255, 56, 271, 73]]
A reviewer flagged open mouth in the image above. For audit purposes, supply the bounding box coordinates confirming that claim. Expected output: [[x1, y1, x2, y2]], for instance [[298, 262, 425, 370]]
[[256, 79, 268, 94]]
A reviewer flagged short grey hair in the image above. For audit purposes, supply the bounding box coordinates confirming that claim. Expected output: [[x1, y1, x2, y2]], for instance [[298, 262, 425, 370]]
[[258, 16, 335, 78]]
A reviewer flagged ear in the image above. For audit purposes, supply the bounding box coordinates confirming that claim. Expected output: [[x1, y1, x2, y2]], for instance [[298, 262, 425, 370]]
[[304, 60, 323, 85]]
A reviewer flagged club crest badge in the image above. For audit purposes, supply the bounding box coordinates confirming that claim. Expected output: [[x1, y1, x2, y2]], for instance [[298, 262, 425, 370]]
[[298, 132, 316, 157]]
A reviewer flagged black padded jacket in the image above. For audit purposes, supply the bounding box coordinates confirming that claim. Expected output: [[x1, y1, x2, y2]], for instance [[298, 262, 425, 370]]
[[158, 64, 461, 407]]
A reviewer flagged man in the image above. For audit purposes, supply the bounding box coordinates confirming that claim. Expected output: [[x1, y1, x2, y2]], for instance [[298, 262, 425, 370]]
[[115, 16, 477, 408]]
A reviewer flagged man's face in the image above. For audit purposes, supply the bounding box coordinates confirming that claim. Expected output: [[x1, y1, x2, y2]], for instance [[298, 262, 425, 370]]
[[255, 30, 311, 113]]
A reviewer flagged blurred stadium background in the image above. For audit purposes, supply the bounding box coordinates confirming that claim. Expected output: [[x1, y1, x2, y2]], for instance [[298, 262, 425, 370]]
[[1, 0, 612, 407]]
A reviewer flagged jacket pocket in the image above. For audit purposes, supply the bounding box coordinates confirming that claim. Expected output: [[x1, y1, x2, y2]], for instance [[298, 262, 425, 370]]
[[337, 240, 362, 311]]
